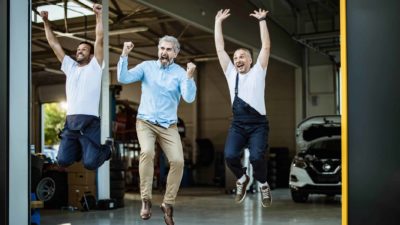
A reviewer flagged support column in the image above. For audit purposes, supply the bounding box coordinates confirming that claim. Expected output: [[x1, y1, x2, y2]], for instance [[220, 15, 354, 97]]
[[8, 0, 30, 224], [98, 0, 110, 200], [346, 0, 400, 223], [0, 0, 9, 224]]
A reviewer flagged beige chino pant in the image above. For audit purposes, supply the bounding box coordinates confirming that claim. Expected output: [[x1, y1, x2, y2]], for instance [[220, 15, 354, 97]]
[[136, 119, 184, 205]]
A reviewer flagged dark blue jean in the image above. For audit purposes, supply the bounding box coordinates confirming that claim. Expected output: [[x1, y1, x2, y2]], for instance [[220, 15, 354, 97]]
[[224, 119, 269, 183], [57, 115, 111, 170]]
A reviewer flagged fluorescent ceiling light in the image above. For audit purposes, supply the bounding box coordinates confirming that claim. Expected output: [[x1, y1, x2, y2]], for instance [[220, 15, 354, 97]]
[[109, 27, 149, 36]]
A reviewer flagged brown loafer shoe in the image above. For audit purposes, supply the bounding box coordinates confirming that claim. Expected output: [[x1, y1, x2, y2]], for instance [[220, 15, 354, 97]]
[[160, 203, 174, 225], [140, 199, 152, 220]]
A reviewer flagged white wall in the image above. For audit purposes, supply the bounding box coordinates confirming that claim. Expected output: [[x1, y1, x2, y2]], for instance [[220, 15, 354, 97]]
[[307, 65, 337, 116], [295, 67, 303, 127]]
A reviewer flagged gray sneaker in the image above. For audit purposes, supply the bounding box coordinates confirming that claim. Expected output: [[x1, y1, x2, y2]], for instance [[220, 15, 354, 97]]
[[260, 185, 272, 207], [234, 175, 250, 203]]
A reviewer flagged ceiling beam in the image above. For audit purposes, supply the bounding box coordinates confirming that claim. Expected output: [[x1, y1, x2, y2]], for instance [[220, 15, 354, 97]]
[[296, 30, 339, 41], [33, 21, 152, 62], [110, 0, 123, 16], [71, 0, 119, 17], [136, 0, 302, 67], [166, 21, 202, 55], [179, 35, 213, 41], [32, 23, 149, 40]]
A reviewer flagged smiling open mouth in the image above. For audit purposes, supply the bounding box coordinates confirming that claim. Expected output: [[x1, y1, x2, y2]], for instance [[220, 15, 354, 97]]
[[236, 64, 244, 70]]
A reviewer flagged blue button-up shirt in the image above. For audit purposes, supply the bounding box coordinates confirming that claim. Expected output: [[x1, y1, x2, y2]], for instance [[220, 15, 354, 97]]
[[117, 56, 196, 128]]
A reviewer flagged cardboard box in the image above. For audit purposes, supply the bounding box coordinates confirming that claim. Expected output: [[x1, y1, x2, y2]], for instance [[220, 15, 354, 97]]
[[68, 185, 97, 209], [68, 171, 96, 186], [66, 162, 86, 173]]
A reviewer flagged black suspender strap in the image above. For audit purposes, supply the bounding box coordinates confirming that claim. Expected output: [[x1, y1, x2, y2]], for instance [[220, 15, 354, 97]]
[[235, 73, 239, 96]]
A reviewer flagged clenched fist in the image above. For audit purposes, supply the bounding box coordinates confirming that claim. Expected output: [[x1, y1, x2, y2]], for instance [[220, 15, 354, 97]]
[[40, 11, 49, 21], [93, 4, 102, 15], [186, 62, 196, 78], [122, 41, 134, 57]]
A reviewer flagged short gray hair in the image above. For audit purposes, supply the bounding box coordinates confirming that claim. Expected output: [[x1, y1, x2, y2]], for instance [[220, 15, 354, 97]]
[[234, 48, 252, 59], [158, 35, 180, 54]]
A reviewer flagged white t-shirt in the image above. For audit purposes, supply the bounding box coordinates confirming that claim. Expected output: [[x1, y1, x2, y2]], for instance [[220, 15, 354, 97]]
[[225, 59, 267, 115], [61, 56, 103, 116]]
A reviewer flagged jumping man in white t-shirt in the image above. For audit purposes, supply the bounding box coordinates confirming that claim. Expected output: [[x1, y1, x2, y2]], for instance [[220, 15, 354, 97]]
[[40, 4, 112, 170], [215, 8, 272, 207]]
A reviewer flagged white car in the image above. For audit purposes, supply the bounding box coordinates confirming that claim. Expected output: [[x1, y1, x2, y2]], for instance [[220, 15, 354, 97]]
[[289, 115, 341, 202]]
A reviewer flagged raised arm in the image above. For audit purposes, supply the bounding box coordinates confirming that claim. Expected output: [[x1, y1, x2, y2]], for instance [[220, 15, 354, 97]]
[[180, 62, 197, 103], [250, 9, 271, 70], [93, 3, 104, 65], [40, 11, 65, 63], [214, 9, 232, 73], [117, 41, 144, 84]]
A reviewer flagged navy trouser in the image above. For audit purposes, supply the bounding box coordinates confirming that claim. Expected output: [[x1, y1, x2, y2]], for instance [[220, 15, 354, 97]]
[[57, 115, 111, 170], [224, 96, 269, 183]]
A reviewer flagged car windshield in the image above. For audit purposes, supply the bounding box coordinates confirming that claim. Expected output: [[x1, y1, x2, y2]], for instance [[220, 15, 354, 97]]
[[307, 139, 341, 159], [302, 125, 341, 142]]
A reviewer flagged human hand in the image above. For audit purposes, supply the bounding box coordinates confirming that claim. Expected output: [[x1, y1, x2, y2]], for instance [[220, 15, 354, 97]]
[[93, 3, 102, 15], [250, 8, 269, 20], [40, 11, 49, 21], [122, 41, 134, 57], [215, 9, 230, 23], [186, 62, 196, 78]]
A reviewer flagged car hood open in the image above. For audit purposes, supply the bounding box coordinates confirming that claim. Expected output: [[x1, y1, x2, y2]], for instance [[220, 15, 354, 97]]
[[296, 115, 341, 150]]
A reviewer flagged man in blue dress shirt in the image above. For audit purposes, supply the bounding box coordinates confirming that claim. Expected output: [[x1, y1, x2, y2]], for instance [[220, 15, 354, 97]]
[[117, 35, 196, 225]]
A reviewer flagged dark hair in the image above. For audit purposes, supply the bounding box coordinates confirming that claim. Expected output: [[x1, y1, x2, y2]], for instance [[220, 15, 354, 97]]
[[78, 41, 94, 54]]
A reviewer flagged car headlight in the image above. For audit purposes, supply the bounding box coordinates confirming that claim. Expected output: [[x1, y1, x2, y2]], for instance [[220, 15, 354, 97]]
[[293, 157, 307, 169]]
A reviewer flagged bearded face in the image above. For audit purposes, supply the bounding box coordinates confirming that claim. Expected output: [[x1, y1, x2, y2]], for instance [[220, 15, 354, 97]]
[[76, 43, 91, 64], [158, 41, 177, 67], [233, 49, 252, 74]]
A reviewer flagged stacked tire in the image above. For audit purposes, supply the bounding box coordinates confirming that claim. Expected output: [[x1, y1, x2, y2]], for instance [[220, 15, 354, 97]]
[[110, 141, 126, 208], [267, 147, 290, 189], [110, 169, 125, 208]]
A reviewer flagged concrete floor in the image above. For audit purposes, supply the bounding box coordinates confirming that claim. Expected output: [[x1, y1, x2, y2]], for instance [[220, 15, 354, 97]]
[[40, 188, 341, 225]]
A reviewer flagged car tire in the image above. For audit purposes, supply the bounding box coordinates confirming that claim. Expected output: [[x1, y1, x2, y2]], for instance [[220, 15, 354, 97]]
[[36, 171, 68, 208], [36, 177, 56, 201], [291, 189, 309, 203]]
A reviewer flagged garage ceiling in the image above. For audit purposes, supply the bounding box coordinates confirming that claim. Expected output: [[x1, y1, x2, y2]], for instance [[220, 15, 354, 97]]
[[31, 0, 339, 86]]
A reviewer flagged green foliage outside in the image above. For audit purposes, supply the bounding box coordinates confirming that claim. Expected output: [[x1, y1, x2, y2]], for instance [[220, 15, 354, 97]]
[[44, 102, 66, 146]]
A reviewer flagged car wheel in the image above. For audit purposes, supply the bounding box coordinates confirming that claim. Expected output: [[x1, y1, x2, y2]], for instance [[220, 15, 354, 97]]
[[36, 177, 56, 201], [291, 189, 309, 203]]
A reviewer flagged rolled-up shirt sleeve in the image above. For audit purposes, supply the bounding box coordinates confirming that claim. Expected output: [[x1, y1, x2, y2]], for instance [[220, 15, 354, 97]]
[[117, 56, 144, 84], [180, 77, 197, 103]]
